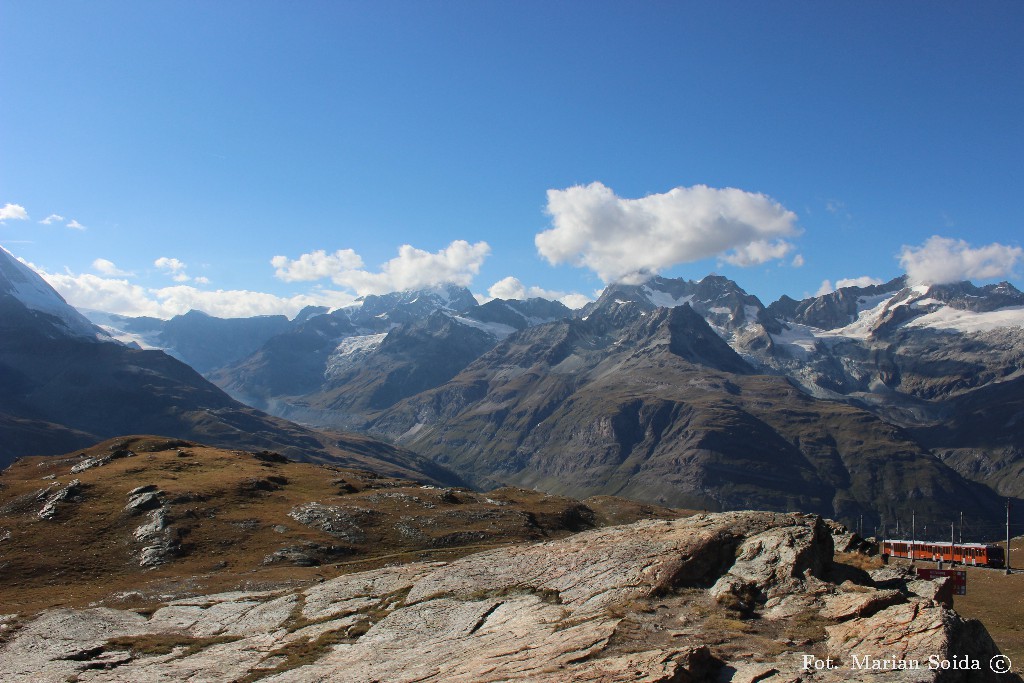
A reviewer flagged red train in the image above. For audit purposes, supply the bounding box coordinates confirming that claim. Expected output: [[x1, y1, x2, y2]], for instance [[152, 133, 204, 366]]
[[881, 540, 1005, 568]]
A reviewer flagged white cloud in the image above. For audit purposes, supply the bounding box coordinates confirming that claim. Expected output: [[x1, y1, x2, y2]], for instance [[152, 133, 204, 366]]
[[0, 203, 29, 222], [193, 275, 210, 285], [815, 275, 884, 296], [487, 276, 550, 300], [35, 266, 355, 319], [720, 239, 794, 267], [558, 293, 592, 309], [486, 276, 591, 309], [791, 254, 805, 268], [836, 276, 883, 289], [40, 214, 65, 225], [271, 249, 363, 282], [154, 256, 191, 282], [37, 270, 160, 317], [535, 182, 800, 283], [66, 219, 86, 230], [272, 240, 491, 295], [154, 256, 186, 273], [92, 258, 133, 277], [898, 236, 1023, 286], [148, 285, 353, 319]]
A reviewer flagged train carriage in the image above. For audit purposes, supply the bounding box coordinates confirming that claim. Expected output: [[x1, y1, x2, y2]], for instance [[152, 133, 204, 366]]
[[881, 539, 1004, 568]]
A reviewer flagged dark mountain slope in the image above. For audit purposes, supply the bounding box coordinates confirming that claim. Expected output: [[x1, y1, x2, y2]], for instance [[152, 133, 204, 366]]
[[0, 247, 459, 484], [212, 312, 360, 406], [287, 311, 498, 429], [370, 298, 1005, 529], [0, 320, 455, 482], [156, 309, 293, 374], [909, 375, 1024, 498]]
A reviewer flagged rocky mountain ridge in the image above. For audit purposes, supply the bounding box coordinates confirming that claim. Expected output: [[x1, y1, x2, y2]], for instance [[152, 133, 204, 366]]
[[12, 242, 1024, 527], [366, 292, 1007, 530], [210, 288, 571, 430]]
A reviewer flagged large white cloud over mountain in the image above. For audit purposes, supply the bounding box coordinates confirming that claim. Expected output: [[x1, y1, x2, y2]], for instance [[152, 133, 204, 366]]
[[535, 182, 799, 283], [899, 236, 1022, 285], [34, 267, 354, 319], [272, 240, 490, 295]]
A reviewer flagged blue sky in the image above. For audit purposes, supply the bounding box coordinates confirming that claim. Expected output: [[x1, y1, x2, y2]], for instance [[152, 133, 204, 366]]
[[2, 2, 1022, 318]]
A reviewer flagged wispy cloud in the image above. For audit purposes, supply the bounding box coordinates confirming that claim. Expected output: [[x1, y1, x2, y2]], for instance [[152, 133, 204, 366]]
[[898, 236, 1022, 286], [40, 214, 86, 230], [0, 203, 29, 222], [272, 240, 491, 295], [535, 182, 800, 284]]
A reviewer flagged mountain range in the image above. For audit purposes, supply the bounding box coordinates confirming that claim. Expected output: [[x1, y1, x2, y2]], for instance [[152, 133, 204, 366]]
[[6, 244, 1023, 534], [0, 247, 456, 485]]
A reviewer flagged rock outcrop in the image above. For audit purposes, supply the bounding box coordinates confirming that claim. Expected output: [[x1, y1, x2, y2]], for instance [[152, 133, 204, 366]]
[[0, 511, 1011, 682]]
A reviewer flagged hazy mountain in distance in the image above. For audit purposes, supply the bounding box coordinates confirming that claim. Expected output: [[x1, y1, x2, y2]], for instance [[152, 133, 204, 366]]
[[0, 246, 459, 484]]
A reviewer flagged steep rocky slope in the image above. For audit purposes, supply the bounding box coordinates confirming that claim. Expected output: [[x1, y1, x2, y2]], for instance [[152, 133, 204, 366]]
[[369, 295, 1006, 530], [762, 279, 1024, 402], [213, 289, 572, 429], [0, 510, 1011, 682], [762, 279, 1024, 499], [910, 375, 1024, 498]]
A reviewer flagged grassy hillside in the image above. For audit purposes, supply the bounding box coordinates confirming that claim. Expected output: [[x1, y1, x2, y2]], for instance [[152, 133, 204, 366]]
[[0, 436, 683, 616]]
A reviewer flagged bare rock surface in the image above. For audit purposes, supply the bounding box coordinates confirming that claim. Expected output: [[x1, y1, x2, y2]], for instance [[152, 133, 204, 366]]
[[824, 601, 993, 682], [0, 511, 1011, 682], [821, 586, 905, 621], [37, 479, 84, 519]]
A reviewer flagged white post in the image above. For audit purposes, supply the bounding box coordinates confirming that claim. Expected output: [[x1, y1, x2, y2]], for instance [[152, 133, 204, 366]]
[[1007, 499, 1012, 575], [912, 510, 916, 563]]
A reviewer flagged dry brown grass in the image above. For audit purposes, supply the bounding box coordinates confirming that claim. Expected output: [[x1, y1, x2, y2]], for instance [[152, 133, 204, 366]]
[[0, 437, 683, 617], [104, 633, 240, 657], [833, 551, 884, 572], [945, 541, 1024, 675], [235, 628, 356, 683]]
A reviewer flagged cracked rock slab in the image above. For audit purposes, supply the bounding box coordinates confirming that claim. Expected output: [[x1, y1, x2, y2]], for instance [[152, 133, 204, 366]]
[[0, 511, 1008, 683]]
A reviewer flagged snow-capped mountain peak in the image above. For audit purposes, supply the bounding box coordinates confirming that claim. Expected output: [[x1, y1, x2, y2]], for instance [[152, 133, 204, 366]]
[[0, 246, 109, 341]]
